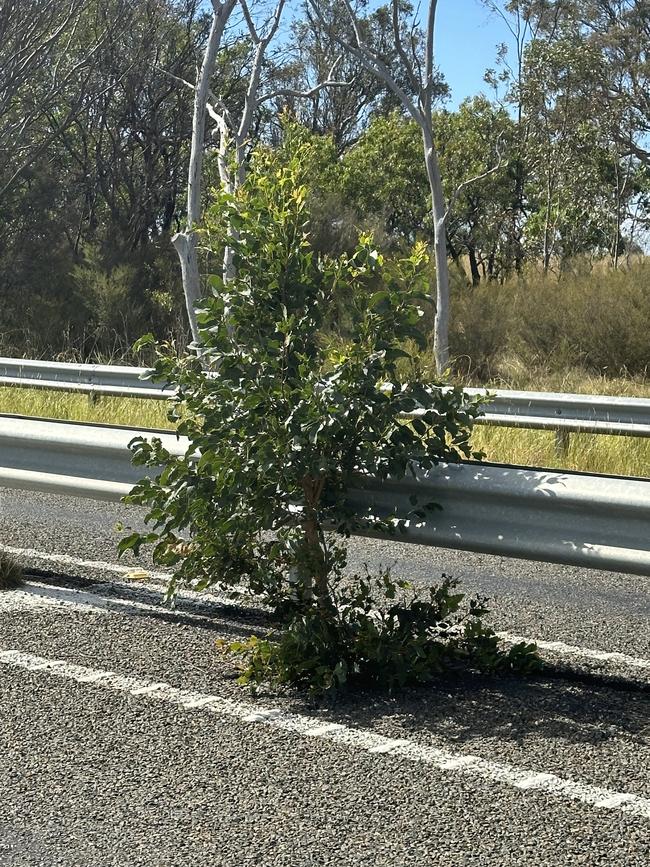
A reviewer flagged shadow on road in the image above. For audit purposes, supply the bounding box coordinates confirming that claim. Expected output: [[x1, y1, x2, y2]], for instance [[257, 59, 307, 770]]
[[22, 567, 273, 637], [14, 567, 650, 752], [325, 672, 650, 750]]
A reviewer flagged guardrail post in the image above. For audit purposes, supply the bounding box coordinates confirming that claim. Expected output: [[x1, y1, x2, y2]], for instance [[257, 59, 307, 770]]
[[554, 428, 570, 456]]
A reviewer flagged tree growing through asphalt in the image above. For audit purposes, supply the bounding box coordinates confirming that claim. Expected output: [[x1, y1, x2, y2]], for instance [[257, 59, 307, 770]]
[[121, 155, 540, 693]]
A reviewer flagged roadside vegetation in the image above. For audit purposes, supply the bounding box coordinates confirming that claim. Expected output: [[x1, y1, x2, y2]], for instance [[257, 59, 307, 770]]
[[117, 164, 540, 694], [0, 554, 23, 591], [2, 0, 649, 694], [0, 388, 171, 431], [3, 1, 650, 367], [2, 1, 647, 481]]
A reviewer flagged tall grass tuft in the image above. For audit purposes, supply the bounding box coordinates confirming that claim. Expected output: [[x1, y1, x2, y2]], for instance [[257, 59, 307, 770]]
[[0, 554, 23, 590]]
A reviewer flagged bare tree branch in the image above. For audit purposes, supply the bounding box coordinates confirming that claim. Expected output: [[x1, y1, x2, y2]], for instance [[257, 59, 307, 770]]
[[423, 0, 438, 104], [444, 136, 507, 223], [260, 55, 352, 102], [309, 0, 458, 371], [391, 0, 421, 96], [238, 0, 260, 42], [309, 0, 421, 121], [0, 0, 123, 199]]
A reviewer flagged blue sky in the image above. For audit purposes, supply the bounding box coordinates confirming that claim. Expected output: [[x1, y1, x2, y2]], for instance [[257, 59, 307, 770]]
[[435, 1, 512, 107]]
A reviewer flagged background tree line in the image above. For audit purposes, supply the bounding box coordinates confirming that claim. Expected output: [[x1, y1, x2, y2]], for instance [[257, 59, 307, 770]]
[[1, 0, 648, 378]]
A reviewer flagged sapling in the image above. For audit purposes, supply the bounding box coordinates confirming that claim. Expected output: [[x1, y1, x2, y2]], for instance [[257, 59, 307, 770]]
[[121, 153, 539, 692]]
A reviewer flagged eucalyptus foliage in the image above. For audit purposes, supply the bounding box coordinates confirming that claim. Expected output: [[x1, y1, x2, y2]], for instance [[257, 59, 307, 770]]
[[224, 571, 541, 695], [120, 161, 539, 691], [122, 163, 479, 598]]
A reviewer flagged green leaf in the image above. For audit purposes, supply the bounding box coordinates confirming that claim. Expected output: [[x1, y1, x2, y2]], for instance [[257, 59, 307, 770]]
[[132, 333, 156, 353], [368, 290, 390, 309]]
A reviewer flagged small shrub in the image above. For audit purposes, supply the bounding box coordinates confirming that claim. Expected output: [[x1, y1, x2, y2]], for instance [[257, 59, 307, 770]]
[[223, 571, 541, 695], [0, 554, 23, 590]]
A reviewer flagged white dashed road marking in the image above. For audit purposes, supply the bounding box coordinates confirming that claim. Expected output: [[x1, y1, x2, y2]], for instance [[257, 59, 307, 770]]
[[0, 589, 50, 614], [0, 646, 649, 821]]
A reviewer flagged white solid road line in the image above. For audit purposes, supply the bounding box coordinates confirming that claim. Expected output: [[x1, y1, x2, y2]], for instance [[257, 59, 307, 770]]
[[0, 543, 246, 609], [1, 646, 649, 821], [497, 632, 650, 672], [2, 543, 650, 677], [0, 581, 230, 626]]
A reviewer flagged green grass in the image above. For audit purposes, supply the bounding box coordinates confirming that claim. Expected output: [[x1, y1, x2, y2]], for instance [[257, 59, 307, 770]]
[[464, 367, 649, 477], [2, 374, 648, 478], [0, 386, 172, 430]]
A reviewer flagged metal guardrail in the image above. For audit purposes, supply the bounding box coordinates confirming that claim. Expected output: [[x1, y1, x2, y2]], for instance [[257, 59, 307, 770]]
[[1, 415, 648, 576], [348, 465, 650, 577], [2, 357, 649, 442], [0, 415, 184, 501], [0, 357, 170, 399], [460, 387, 650, 438]]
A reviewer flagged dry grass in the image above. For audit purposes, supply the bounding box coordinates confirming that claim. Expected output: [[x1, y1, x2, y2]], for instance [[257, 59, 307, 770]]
[[463, 366, 649, 477], [449, 260, 650, 381], [474, 363, 650, 399], [0, 554, 23, 590]]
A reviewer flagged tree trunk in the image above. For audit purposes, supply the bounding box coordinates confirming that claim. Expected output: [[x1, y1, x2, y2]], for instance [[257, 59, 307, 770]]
[[223, 233, 237, 284], [447, 235, 460, 264], [173, 232, 202, 343], [468, 245, 480, 286], [173, 0, 235, 344], [542, 174, 554, 274], [303, 513, 329, 598], [300, 475, 330, 606], [422, 126, 450, 375], [612, 155, 623, 270], [487, 251, 496, 280]]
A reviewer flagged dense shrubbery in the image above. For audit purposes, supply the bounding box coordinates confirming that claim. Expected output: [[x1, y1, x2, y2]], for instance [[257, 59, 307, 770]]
[[450, 262, 650, 381], [0, 235, 187, 362], [120, 161, 540, 694]]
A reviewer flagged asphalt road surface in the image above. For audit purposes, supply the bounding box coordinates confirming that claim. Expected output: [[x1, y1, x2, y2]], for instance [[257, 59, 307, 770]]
[[0, 486, 649, 866]]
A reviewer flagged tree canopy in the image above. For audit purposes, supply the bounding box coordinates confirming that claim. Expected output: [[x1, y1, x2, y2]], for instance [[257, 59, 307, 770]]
[[1, 0, 648, 362]]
